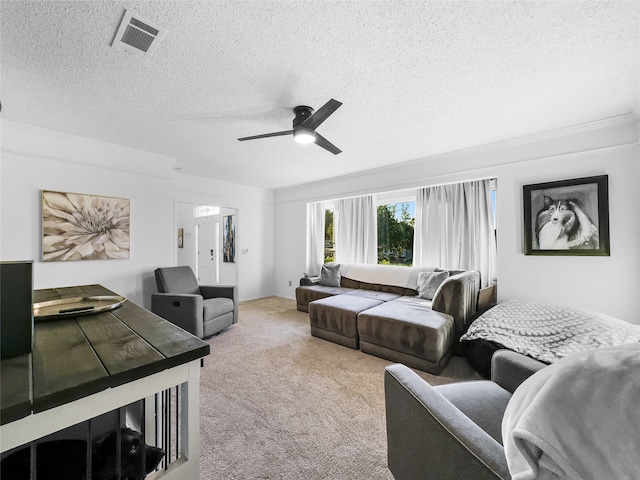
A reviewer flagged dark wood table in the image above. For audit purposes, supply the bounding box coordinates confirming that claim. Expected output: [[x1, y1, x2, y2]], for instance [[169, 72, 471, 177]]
[[1, 284, 210, 425]]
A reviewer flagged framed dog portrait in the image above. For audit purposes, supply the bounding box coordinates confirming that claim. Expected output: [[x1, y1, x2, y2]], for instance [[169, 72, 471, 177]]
[[523, 175, 610, 256]]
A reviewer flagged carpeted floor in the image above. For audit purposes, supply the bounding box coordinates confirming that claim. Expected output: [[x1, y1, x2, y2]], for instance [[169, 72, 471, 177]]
[[199, 296, 481, 479]]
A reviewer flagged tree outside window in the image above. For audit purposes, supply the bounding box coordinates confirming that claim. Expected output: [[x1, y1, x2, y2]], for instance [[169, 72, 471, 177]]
[[324, 208, 335, 263], [377, 202, 414, 266]]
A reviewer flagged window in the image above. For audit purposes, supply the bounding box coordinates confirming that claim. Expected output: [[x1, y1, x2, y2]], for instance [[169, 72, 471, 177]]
[[194, 205, 220, 218], [324, 207, 335, 263], [313, 179, 494, 272], [377, 202, 415, 266], [491, 179, 497, 230]]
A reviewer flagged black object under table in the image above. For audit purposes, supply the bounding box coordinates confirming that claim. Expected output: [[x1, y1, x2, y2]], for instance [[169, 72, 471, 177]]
[[0, 284, 210, 480]]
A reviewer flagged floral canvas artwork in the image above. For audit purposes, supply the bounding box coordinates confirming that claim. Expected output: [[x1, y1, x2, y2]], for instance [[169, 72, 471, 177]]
[[42, 190, 130, 261]]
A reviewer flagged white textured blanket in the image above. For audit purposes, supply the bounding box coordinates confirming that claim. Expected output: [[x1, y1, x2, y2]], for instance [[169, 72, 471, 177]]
[[460, 300, 640, 363], [502, 343, 640, 480], [339, 263, 434, 290]]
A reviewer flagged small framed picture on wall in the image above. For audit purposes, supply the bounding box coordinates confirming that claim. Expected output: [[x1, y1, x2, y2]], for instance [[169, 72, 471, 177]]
[[523, 175, 610, 256], [223, 215, 236, 263]]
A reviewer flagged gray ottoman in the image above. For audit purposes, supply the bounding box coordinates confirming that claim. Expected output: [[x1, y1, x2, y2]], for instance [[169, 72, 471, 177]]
[[309, 295, 383, 349], [357, 299, 455, 374]]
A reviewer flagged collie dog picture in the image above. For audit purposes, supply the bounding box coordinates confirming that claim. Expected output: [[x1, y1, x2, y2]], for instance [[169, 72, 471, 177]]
[[536, 196, 598, 250], [523, 175, 610, 256]]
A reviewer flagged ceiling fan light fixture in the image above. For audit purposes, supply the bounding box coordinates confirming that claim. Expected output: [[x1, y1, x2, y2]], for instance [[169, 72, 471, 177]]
[[238, 100, 341, 154], [293, 127, 316, 144]]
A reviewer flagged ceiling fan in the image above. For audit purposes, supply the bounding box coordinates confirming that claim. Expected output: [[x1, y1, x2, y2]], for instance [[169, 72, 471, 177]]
[[238, 99, 342, 154]]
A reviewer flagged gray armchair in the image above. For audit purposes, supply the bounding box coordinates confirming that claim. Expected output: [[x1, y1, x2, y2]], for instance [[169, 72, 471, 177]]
[[384, 350, 546, 480], [151, 266, 237, 338]]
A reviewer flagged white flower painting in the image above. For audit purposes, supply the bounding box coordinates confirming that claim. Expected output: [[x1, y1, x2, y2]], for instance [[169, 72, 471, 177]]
[[42, 191, 130, 261]]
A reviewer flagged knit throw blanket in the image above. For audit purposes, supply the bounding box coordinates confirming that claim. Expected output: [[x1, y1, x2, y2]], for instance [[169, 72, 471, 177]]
[[339, 263, 433, 291], [460, 299, 640, 363], [502, 343, 640, 479]]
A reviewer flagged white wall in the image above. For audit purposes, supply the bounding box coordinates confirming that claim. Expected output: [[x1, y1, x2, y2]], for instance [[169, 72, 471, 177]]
[[1, 121, 276, 307], [0, 121, 175, 308], [176, 201, 198, 271], [273, 114, 640, 323]]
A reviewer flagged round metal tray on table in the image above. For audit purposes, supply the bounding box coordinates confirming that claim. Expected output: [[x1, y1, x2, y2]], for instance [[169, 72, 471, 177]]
[[33, 295, 126, 321]]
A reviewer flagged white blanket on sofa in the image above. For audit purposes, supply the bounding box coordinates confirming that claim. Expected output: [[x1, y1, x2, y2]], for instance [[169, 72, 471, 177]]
[[502, 343, 640, 480], [340, 263, 433, 290]]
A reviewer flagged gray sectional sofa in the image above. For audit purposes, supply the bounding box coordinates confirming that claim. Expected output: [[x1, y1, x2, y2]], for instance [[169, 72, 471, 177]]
[[296, 263, 480, 374]]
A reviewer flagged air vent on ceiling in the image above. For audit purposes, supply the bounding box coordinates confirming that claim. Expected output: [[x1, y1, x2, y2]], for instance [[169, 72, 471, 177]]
[[111, 9, 166, 58]]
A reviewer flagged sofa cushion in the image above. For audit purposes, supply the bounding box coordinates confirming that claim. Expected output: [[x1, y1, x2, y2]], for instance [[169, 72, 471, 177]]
[[357, 300, 454, 364], [309, 295, 383, 343], [296, 285, 354, 308], [357, 280, 413, 296], [341, 277, 361, 289], [344, 290, 400, 302], [416, 271, 449, 300], [435, 380, 512, 445], [319, 263, 341, 287]]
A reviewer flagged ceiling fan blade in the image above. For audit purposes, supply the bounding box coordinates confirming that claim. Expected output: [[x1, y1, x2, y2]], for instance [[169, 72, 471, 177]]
[[301, 99, 342, 130], [315, 133, 341, 155], [238, 130, 293, 141]]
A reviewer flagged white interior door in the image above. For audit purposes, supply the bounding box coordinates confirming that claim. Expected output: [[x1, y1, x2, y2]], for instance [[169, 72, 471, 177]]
[[197, 221, 218, 284]]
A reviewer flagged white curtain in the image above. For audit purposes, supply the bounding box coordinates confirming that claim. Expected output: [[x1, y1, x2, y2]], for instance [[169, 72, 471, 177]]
[[306, 201, 326, 276], [335, 195, 377, 264], [413, 179, 496, 288]]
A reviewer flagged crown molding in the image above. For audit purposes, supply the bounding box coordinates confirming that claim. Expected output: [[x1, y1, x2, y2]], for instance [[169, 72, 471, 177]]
[[1, 120, 177, 179], [275, 113, 639, 204]]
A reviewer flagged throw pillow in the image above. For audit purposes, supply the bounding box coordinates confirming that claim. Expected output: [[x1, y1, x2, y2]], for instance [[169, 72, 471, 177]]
[[416, 271, 449, 300], [319, 264, 341, 287]]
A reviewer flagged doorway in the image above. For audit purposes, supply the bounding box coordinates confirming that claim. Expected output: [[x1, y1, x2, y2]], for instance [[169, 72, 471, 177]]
[[175, 201, 237, 286]]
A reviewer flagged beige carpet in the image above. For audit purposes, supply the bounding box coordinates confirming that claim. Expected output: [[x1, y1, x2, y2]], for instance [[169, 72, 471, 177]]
[[199, 296, 481, 479]]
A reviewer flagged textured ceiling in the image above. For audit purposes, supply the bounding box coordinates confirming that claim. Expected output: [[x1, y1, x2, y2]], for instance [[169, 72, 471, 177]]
[[1, 1, 638, 190]]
